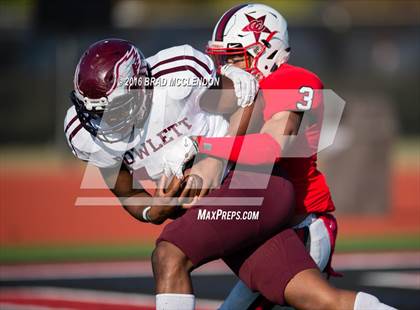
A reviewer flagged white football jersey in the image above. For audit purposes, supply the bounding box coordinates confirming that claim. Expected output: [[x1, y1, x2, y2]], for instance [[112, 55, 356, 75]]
[[64, 45, 228, 180]]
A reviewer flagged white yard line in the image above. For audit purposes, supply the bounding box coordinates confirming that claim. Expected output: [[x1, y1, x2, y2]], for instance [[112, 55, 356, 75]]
[[361, 271, 420, 290], [0, 260, 156, 280], [332, 251, 420, 270], [0, 286, 222, 310], [0, 304, 54, 310], [0, 260, 231, 280], [0, 252, 419, 281]]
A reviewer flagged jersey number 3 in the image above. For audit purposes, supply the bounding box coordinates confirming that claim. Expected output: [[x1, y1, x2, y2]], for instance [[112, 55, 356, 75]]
[[296, 86, 314, 111]]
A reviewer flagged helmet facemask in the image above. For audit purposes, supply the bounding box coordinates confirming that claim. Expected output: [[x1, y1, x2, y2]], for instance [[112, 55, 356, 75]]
[[206, 45, 254, 72], [71, 87, 151, 143], [207, 31, 285, 79]]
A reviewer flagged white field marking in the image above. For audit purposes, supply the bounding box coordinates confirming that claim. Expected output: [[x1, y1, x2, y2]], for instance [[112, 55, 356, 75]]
[[0, 259, 231, 281], [0, 252, 419, 281], [0, 286, 222, 310], [361, 271, 420, 290], [332, 251, 420, 270], [0, 260, 155, 280], [0, 304, 53, 310]]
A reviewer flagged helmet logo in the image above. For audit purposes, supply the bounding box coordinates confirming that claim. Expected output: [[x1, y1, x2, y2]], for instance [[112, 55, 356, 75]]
[[242, 14, 271, 42], [107, 47, 141, 96]]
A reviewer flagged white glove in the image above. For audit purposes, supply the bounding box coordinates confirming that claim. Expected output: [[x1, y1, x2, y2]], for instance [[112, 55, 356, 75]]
[[162, 136, 198, 179], [220, 64, 259, 108]]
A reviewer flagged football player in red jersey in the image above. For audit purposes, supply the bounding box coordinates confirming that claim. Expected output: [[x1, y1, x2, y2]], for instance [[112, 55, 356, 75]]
[[157, 3, 396, 309], [203, 4, 337, 308]]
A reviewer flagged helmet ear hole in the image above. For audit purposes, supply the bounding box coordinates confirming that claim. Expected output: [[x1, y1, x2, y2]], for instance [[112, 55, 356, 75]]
[[267, 50, 278, 60], [270, 64, 278, 73], [105, 72, 114, 83], [261, 39, 271, 48]]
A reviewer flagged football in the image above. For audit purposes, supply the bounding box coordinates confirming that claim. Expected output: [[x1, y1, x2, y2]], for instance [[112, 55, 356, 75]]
[[179, 173, 204, 199], [165, 169, 203, 200], [167, 173, 203, 220]]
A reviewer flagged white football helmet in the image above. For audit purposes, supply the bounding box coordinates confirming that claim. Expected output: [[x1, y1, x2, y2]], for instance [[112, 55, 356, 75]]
[[207, 3, 290, 78]]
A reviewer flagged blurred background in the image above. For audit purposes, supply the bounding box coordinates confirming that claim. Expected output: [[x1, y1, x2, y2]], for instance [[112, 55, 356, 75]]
[[0, 0, 419, 309]]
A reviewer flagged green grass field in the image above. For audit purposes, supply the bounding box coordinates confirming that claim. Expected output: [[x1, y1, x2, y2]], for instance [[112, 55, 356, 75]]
[[1, 234, 419, 264], [0, 243, 155, 264], [336, 235, 420, 252]]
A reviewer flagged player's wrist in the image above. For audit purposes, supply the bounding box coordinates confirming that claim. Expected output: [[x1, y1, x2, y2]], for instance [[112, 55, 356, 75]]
[[146, 206, 166, 225], [141, 206, 153, 222], [188, 136, 199, 154], [144, 205, 166, 224], [203, 155, 225, 168], [146, 204, 177, 225]]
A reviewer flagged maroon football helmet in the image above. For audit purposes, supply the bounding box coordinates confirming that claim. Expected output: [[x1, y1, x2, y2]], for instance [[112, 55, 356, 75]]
[[71, 38, 151, 143]]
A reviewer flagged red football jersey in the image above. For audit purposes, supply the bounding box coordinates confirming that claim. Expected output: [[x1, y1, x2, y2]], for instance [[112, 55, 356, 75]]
[[259, 63, 335, 214]]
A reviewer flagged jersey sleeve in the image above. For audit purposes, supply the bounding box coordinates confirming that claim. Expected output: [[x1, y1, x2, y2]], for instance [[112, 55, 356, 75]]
[[148, 44, 216, 101], [63, 106, 121, 168], [260, 68, 324, 121]]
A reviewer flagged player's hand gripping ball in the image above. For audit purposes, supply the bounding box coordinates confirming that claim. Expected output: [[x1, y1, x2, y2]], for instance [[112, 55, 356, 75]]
[[179, 172, 204, 200], [165, 167, 203, 219], [166, 168, 203, 200]]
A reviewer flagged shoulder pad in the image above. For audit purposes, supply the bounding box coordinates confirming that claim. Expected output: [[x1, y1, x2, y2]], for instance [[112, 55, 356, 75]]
[[262, 64, 323, 90], [64, 106, 121, 168], [64, 106, 100, 154], [148, 45, 216, 86]]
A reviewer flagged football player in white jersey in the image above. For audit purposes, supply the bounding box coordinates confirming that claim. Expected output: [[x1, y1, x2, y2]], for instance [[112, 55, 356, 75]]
[[65, 38, 258, 223]]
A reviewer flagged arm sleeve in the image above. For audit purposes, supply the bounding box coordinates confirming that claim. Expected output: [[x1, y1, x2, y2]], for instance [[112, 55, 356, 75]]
[[197, 133, 281, 165]]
